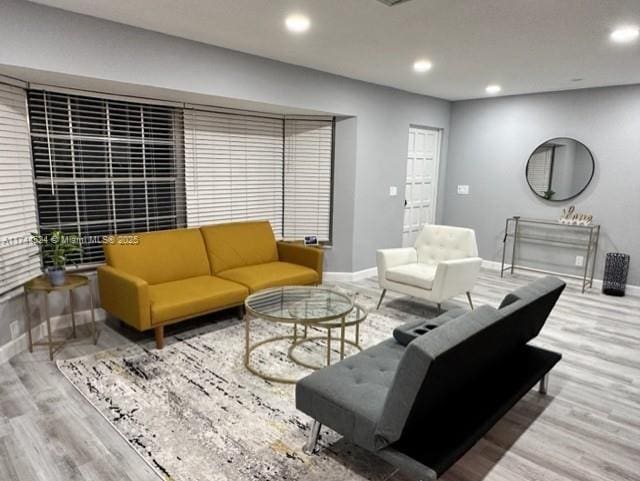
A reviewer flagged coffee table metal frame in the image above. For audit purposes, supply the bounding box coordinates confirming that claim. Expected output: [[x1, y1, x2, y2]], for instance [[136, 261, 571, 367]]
[[244, 286, 367, 384], [287, 303, 367, 371]]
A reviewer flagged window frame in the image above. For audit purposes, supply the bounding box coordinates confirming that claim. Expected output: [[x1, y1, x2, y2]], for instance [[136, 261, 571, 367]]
[[282, 116, 336, 245], [27, 89, 185, 268]]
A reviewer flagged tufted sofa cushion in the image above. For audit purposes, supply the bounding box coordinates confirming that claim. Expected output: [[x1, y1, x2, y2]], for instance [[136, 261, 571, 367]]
[[296, 338, 404, 452], [414, 225, 478, 264]]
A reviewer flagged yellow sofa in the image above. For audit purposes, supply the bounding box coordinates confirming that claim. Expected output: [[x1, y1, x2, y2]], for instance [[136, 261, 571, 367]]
[[98, 221, 323, 348]]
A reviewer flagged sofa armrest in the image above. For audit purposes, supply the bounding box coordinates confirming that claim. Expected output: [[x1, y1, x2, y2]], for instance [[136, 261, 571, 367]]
[[97, 265, 151, 331], [277, 242, 324, 283], [430, 257, 482, 301], [377, 248, 417, 283]]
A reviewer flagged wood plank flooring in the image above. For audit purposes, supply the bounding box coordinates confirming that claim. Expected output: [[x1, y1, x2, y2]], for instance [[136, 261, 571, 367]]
[[0, 269, 638, 481]]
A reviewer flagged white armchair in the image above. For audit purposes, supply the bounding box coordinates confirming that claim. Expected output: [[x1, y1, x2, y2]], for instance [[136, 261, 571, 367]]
[[376, 225, 482, 311]]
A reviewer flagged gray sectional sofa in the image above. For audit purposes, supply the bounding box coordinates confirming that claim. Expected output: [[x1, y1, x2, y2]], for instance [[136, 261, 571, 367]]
[[296, 276, 566, 480]]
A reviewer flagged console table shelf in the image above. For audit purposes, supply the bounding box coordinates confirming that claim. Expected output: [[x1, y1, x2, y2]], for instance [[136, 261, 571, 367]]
[[500, 217, 600, 293]]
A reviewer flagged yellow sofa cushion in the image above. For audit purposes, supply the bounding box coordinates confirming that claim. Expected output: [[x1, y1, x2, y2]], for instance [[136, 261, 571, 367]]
[[200, 221, 278, 274], [217, 261, 319, 293], [149, 276, 248, 324], [104, 228, 210, 285]]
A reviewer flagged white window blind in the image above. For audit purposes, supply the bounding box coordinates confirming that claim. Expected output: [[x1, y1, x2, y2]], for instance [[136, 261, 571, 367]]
[[0, 82, 40, 295], [527, 147, 553, 195], [28, 90, 184, 265], [284, 119, 333, 242], [184, 108, 284, 235]]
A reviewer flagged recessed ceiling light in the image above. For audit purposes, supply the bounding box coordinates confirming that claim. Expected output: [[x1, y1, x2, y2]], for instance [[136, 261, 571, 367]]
[[285, 14, 310, 33], [486, 84, 502, 95], [413, 59, 432, 73], [610, 25, 639, 43]]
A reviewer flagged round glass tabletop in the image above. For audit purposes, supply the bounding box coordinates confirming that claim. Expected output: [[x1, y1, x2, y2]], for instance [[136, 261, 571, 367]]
[[244, 286, 354, 324]]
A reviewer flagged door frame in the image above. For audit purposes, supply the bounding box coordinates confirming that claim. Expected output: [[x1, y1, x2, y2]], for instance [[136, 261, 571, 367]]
[[403, 124, 443, 245]]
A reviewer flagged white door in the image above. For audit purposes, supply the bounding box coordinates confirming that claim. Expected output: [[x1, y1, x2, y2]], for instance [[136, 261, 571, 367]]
[[403, 126, 441, 247]]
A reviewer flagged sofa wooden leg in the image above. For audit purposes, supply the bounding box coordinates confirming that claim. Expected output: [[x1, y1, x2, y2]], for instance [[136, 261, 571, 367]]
[[376, 289, 387, 310], [466, 291, 474, 310], [237, 304, 245, 320], [303, 420, 321, 455], [154, 325, 165, 350]]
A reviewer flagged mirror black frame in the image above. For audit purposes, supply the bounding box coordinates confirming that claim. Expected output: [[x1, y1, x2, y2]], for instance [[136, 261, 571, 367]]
[[525, 137, 595, 202]]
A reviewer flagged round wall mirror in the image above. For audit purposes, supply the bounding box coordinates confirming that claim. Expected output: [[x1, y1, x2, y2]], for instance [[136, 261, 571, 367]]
[[525, 137, 595, 201]]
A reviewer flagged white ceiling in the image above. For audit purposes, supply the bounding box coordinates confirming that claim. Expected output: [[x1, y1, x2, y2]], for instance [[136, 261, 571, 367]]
[[29, 0, 640, 100]]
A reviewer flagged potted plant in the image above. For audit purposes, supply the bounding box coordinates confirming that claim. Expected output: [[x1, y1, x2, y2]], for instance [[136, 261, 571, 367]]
[[31, 230, 83, 286]]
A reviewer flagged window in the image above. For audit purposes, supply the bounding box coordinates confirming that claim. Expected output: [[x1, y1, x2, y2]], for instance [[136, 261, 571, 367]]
[[284, 119, 334, 242], [185, 108, 334, 242], [184, 108, 284, 234], [28, 90, 184, 265], [0, 82, 40, 295]]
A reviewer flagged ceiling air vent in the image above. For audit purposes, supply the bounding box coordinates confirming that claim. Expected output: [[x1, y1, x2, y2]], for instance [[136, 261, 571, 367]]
[[376, 0, 414, 5]]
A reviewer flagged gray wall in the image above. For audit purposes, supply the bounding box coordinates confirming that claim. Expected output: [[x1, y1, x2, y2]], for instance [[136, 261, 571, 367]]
[[0, 0, 451, 348], [0, 0, 451, 274], [7, 0, 637, 361], [444, 84, 640, 284]]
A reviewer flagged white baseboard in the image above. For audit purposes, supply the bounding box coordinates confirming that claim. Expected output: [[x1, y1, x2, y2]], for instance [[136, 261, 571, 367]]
[[324, 267, 377, 283], [325, 261, 640, 296], [0, 307, 106, 365], [482, 260, 640, 295]]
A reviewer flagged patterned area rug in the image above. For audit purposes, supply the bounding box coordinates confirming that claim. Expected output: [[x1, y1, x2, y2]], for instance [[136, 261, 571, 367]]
[[58, 291, 435, 481]]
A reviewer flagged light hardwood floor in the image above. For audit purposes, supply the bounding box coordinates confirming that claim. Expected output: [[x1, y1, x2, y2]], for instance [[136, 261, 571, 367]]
[[0, 269, 638, 481]]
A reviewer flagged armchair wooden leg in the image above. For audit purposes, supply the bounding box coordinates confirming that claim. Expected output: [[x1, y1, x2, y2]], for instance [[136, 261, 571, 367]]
[[154, 325, 165, 350], [466, 291, 474, 310], [376, 289, 387, 310], [437, 303, 442, 314]]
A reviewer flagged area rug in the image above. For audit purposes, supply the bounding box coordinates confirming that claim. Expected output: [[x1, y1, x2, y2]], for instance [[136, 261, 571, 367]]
[[58, 291, 433, 481]]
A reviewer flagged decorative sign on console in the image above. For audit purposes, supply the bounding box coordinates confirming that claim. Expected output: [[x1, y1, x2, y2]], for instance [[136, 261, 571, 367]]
[[558, 205, 593, 226]]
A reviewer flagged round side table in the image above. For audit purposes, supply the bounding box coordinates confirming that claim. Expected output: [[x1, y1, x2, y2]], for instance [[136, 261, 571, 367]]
[[23, 274, 98, 360]]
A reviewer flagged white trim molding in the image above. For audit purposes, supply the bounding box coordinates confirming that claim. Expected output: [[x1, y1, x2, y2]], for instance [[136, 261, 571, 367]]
[[324, 267, 377, 283], [0, 308, 106, 365]]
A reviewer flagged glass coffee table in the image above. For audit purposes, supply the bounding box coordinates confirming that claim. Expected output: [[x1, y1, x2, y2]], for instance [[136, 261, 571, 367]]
[[244, 286, 368, 383]]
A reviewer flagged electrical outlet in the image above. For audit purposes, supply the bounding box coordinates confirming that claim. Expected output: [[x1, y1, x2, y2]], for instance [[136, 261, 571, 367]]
[[389, 186, 398, 197], [10, 320, 19, 340], [457, 185, 470, 195], [575, 256, 584, 267]]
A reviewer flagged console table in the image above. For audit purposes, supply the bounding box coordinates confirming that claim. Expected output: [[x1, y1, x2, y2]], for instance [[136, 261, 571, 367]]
[[500, 217, 600, 293]]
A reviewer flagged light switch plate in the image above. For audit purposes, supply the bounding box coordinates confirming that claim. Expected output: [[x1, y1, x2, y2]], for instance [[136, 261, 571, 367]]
[[389, 186, 398, 196], [457, 185, 470, 195]]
